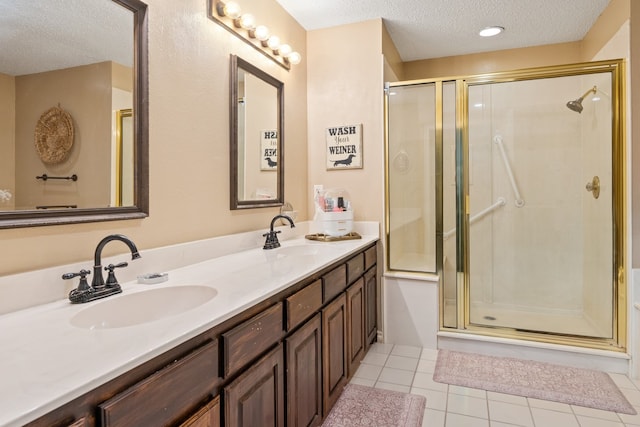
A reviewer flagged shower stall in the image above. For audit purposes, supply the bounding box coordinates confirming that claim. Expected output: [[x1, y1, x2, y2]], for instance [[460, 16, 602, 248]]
[[384, 60, 626, 350]]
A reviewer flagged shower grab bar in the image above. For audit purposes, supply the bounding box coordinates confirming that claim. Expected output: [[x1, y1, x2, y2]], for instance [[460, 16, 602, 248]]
[[494, 136, 525, 207], [443, 197, 506, 239]]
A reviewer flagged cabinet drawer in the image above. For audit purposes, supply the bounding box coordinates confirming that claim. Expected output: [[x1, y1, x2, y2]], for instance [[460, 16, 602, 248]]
[[99, 340, 219, 427], [223, 303, 284, 376], [364, 245, 376, 271], [347, 253, 364, 285], [286, 279, 322, 331], [323, 264, 347, 302]]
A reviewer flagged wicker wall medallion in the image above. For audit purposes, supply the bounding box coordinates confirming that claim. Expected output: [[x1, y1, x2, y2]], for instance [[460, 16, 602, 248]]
[[34, 106, 75, 164]]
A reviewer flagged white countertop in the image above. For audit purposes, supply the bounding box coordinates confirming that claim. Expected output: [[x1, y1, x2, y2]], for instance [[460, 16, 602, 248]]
[[0, 232, 378, 427]]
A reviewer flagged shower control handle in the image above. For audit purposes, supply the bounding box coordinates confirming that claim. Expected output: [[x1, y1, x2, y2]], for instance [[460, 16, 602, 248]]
[[586, 176, 600, 199]]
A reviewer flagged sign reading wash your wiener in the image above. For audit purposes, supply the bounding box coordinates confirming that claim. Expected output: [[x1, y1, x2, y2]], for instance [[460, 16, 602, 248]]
[[325, 124, 363, 170]]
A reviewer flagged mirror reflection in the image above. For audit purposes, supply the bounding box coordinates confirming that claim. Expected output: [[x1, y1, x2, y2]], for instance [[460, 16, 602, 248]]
[[230, 55, 284, 209], [0, 0, 148, 228]]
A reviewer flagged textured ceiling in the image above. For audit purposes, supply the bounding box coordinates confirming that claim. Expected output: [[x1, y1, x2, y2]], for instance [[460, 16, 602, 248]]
[[0, 0, 132, 76], [275, 0, 612, 62]]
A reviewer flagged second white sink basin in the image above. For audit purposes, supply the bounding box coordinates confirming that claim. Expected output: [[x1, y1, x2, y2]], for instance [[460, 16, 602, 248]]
[[70, 285, 217, 330]]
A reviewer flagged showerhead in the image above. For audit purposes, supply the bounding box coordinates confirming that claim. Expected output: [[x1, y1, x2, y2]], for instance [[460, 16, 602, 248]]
[[566, 86, 597, 114]]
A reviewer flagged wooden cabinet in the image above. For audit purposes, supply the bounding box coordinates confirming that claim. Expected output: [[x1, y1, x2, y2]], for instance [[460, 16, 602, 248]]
[[225, 345, 285, 427], [99, 340, 220, 427], [346, 278, 365, 377], [286, 313, 322, 427], [180, 396, 220, 427], [26, 243, 377, 427], [322, 293, 348, 416], [364, 266, 377, 347]]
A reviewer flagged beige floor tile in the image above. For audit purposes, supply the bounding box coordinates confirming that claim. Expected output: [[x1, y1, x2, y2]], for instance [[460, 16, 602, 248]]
[[377, 366, 415, 386], [422, 408, 445, 427], [448, 385, 486, 399], [530, 407, 579, 426], [361, 351, 388, 366], [486, 391, 528, 406], [571, 405, 623, 422], [447, 394, 488, 419], [411, 387, 448, 411], [574, 415, 624, 427], [391, 344, 422, 358], [445, 412, 489, 427], [487, 400, 533, 427], [385, 354, 420, 371], [374, 381, 410, 393], [412, 371, 448, 392]]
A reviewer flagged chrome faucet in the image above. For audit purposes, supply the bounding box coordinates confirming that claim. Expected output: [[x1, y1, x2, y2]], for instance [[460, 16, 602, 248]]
[[263, 215, 295, 249], [64, 234, 141, 303]]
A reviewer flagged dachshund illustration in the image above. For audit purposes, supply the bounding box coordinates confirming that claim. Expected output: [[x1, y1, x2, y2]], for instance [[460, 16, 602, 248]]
[[265, 157, 277, 168], [333, 154, 356, 167]]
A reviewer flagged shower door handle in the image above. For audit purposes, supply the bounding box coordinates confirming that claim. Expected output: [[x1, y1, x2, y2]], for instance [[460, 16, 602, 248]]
[[586, 176, 600, 199]]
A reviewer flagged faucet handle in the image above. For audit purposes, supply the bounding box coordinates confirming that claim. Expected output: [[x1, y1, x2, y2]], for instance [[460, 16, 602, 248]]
[[62, 269, 92, 292], [263, 230, 282, 249], [104, 262, 128, 287]]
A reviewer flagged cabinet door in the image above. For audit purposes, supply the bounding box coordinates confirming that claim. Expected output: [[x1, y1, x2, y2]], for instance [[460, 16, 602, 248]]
[[322, 293, 347, 416], [225, 345, 285, 427], [286, 313, 322, 427], [364, 267, 377, 348], [180, 396, 220, 427], [346, 278, 365, 377]]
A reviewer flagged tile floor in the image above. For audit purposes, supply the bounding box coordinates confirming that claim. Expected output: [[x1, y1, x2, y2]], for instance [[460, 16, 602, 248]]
[[350, 343, 640, 426]]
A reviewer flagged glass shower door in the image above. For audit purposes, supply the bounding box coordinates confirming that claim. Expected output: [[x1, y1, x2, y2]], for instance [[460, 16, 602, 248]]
[[466, 72, 614, 338], [386, 83, 437, 273]]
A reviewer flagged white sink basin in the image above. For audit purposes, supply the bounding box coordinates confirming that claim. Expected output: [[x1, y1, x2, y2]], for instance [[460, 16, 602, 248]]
[[70, 285, 217, 329]]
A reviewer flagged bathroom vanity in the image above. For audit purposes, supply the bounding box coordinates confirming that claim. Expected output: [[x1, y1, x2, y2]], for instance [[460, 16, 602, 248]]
[[0, 227, 378, 427]]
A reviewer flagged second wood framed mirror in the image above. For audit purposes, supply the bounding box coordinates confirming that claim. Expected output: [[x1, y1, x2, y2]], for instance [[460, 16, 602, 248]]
[[230, 55, 284, 210]]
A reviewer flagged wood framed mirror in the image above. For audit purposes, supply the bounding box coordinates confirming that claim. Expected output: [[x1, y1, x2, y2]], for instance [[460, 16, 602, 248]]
[[0, 0, 148, 229], [230, 55, 284, 210]]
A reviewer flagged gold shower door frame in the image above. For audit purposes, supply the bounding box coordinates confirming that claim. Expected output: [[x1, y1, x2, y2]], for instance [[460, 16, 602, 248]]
[[384, 59, 627, 352]]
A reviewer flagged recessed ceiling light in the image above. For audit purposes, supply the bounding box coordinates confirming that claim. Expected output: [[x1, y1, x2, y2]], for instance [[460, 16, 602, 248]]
[[479, 26, 504, 37]]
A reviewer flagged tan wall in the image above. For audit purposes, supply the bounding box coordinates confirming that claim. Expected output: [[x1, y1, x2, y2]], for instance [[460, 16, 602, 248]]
[[403, 42, 583, 80], [0, 73, 15, 210], [582, 0, 630, 61], [0, 0, 307, 275], [307, 19, 384, 226], [382, 22, 403, 80], [112, 62, 133, 92], [15, 62, 112, 209]]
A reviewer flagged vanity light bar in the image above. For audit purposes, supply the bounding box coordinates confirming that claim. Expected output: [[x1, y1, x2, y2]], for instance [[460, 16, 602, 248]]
[[209, 0, 302, 70]]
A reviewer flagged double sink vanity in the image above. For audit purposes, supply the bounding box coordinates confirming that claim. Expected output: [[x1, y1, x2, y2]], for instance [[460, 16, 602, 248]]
[[0, 222, 379, 427]]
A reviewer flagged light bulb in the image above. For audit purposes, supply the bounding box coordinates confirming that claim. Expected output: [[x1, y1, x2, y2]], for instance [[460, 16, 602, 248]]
[[223, 1, 241, 19], [254, 25, 270, 41], [279, 44, 292, 57], [479, 26, 504, 37], [239, 13, 255, 29], [287, 52, 301, 65], [267, 35, 280, 51]]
